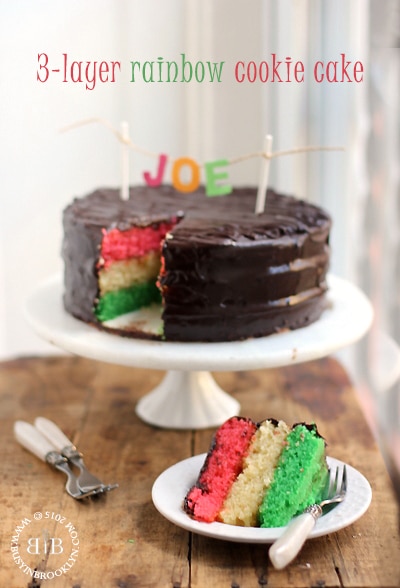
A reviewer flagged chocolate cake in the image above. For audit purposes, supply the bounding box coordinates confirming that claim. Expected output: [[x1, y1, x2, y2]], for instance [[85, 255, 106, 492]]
[[62, 185, 331, 342]]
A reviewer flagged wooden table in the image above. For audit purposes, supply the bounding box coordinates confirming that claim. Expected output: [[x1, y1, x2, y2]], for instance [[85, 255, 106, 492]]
[[0, 355, 399, 588]]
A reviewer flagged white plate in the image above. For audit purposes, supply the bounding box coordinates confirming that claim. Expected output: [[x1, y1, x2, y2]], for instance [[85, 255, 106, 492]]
[[25, 274, 373, 371], [152, 454, 372, 543]]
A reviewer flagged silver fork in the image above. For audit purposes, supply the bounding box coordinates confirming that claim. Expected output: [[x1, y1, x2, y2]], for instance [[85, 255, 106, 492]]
[[35, 417, 118, 494], [269, 465, 347, 570], [14, 421, 102, 500]]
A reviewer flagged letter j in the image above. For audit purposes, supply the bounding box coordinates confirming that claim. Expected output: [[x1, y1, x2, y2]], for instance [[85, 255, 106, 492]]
[[143, 153, 168, 187]]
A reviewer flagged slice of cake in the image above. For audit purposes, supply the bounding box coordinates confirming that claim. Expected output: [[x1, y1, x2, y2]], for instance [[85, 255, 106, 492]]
[[184, 417, 328, 528]]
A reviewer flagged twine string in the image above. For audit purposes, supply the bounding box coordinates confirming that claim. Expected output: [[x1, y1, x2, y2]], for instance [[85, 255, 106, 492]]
[[59, 117, 345, 166]]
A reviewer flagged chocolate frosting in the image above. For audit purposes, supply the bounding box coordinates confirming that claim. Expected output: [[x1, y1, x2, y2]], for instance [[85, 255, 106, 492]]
[[62, 185, 331, 342]]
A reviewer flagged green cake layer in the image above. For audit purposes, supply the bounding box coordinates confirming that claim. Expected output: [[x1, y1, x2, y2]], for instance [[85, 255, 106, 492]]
[[258, 424, 328, 527], [95, 281, 161, 322]]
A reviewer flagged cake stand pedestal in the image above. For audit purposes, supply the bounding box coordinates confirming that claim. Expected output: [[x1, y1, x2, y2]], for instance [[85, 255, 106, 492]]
[[25, 274, 373, 429], [136, 371, 240, 429]]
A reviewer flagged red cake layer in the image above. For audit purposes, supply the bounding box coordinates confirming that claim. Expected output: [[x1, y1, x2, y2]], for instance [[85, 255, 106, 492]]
[[184, 417, 258, 522], [99, 221, 176, 268]]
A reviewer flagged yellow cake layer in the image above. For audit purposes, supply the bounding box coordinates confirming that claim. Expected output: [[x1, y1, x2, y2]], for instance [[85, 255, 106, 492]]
[[98, 250, 161, 295], [219, 420, 290, 527]]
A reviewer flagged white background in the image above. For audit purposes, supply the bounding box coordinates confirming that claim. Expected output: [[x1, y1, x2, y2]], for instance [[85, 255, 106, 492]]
[[0, 0, 398, 359]]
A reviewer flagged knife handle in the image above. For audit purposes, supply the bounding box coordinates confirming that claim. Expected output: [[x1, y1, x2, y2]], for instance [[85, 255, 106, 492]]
[[14, 420, 56, 462], [35, 417, 74, 452]]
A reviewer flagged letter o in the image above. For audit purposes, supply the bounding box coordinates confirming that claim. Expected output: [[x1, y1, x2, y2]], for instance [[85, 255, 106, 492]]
[[195, 61, 205, 82], [247, 61, 257, 82], [172, 157, 200, 193], [259, 61, 269, 82]]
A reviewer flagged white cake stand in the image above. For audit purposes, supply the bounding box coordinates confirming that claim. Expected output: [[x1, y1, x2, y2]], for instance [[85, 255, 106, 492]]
[[24, 274, 373, 429]]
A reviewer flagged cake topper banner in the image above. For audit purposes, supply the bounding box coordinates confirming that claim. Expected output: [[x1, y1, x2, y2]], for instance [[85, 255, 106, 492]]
[[60, 118, 344, 210]]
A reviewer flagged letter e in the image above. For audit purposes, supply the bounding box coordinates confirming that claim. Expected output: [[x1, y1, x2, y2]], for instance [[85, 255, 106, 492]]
[[204, 160, 232, 197]]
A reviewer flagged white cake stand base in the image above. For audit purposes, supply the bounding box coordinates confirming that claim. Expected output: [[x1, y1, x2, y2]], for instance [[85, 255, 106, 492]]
[[136, 370, 240, 429], [25, 274, 373, 429]]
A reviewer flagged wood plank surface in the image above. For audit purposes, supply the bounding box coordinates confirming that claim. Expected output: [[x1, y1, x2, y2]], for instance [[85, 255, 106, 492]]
[[0, 355, 399, 588]]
